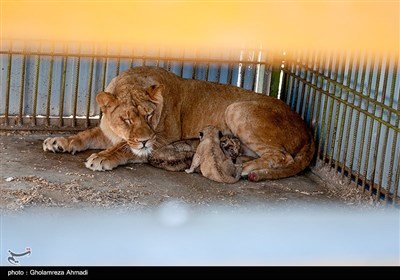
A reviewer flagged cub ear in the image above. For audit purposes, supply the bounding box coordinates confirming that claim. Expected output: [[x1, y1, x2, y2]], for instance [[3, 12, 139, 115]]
[[146, 84, 165, 103], [96, 92, 117, 113]]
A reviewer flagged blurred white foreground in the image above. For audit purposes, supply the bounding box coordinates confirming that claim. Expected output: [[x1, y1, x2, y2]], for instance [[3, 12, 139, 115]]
[[1, 202, 399, 265]]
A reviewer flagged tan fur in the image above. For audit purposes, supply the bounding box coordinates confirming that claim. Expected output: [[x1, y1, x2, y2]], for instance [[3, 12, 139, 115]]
[[185, 126, 241, 184], [43, 66, 315, 180]]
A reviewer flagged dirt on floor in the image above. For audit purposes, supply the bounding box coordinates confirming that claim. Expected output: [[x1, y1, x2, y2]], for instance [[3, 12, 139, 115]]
[[1, 131, 376, 211]]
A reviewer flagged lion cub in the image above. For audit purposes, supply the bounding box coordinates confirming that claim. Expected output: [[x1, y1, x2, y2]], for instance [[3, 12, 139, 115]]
[[148, 135, 241, 172], [185, 126, 242, 184], [148, 139, 199, 172]]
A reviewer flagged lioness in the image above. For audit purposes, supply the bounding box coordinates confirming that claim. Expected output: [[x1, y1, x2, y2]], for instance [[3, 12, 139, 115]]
[[43, 66, 315, 181], [185, 126, 241, 184]]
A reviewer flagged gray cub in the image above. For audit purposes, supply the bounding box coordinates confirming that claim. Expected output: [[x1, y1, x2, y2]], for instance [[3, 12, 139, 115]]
[[148, 134, 241, 173]]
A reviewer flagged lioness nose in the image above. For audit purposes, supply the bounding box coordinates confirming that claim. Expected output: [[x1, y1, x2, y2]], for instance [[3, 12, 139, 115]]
[[141, 140, 148, 147]]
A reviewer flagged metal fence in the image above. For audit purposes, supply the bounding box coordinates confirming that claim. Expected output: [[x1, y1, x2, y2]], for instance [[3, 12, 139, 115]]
[[282, 50, 399, 205], [1, 40, 399, 205], [0, 40, 271, 131]]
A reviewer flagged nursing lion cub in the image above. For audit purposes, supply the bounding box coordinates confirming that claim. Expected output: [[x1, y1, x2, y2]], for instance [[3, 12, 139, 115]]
[[148, 134, 241, 172], [43, 66, 314, 181], [185, 126, 242, 184]]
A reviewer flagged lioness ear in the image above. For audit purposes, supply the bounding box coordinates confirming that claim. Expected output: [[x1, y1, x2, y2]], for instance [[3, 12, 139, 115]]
[[96, 92, 117, 113], [146, 84, 164, 103]]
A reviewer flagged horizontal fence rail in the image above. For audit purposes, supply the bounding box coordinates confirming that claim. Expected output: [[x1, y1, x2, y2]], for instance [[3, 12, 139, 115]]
[[0, 40, 271, 131], [282, 50, 399, 205]]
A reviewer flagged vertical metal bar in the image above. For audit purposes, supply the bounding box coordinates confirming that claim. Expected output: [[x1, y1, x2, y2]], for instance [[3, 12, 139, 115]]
[[292, 50, 301, 111], [323, 52, 342, 163], [355, 52, 374, 191], [72, 46, 81, 128], [288, 50, 299, 108], [371, 54, 389, 201], [342, 53, 359, 179], [116, 46, 121, 76], [283, 52, 293, 105], [101, 46, 108, 91], [393, 158, 400, 206], [162, 48, 168, 71], [384, 58, 399, 204], [4, 42, 13, 126], [350, 52, 367, 186], [203, 49, 210, 81], [324, 54, 344, 166], [330, 53, 353, 168], [318, 50, 334, 159], [58, 44, 68, 127], [86, 49, 95, 128], [362, 54, 382, 196], [296, 50, 306, 116], [155, 48, 161, 68], [18, 44, 27, 125], [179, 50, 184, 78], [313, 51, 326, 143], [301, 50, 315, 122], [216, 62, 222, 84], [281, 66, 289, 104], [237, 50, 244, 87], [45, 45, 54, 126], [269, 51, 282, 97], [130, 47, 135, 68], [32, 49, 41, 126], [99, 46, 109, 120], [192, 49, 198, 80], [227, 50, 234, 85], [252, 62, 260, 93], [141, 46, 146, 67], [307, 50, 319, 130]]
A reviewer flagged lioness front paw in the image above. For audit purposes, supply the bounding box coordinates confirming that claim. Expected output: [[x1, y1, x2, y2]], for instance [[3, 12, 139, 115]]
[[43, 137, 70, 153], [85, 153, 118, 171]]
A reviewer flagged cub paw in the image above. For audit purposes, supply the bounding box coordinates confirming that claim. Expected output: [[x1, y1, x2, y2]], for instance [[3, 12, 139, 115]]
[[85, 153, 118, 171], [43, 137, 70, 153]]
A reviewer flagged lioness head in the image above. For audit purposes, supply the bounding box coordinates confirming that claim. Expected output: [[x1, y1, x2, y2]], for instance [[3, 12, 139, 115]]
[[96, 84, 164, 157]]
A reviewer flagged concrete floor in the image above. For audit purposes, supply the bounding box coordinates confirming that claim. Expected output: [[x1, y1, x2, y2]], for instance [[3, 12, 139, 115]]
[[1, 132, 370, 211]]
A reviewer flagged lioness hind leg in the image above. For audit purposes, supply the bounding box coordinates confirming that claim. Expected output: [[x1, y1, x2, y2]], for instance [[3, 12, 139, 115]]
[[240, 148, 299, 181], [242, 149, 294, 172]]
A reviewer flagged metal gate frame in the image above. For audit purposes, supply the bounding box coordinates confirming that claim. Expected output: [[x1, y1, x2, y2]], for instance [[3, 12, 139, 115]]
[[0, 40, 271, 131], [281, 50, 399, 205]]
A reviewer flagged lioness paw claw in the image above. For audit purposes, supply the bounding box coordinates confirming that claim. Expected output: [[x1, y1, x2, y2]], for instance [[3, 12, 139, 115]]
[[85, 153, 116, 171], [43, 137, 69, 153]]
